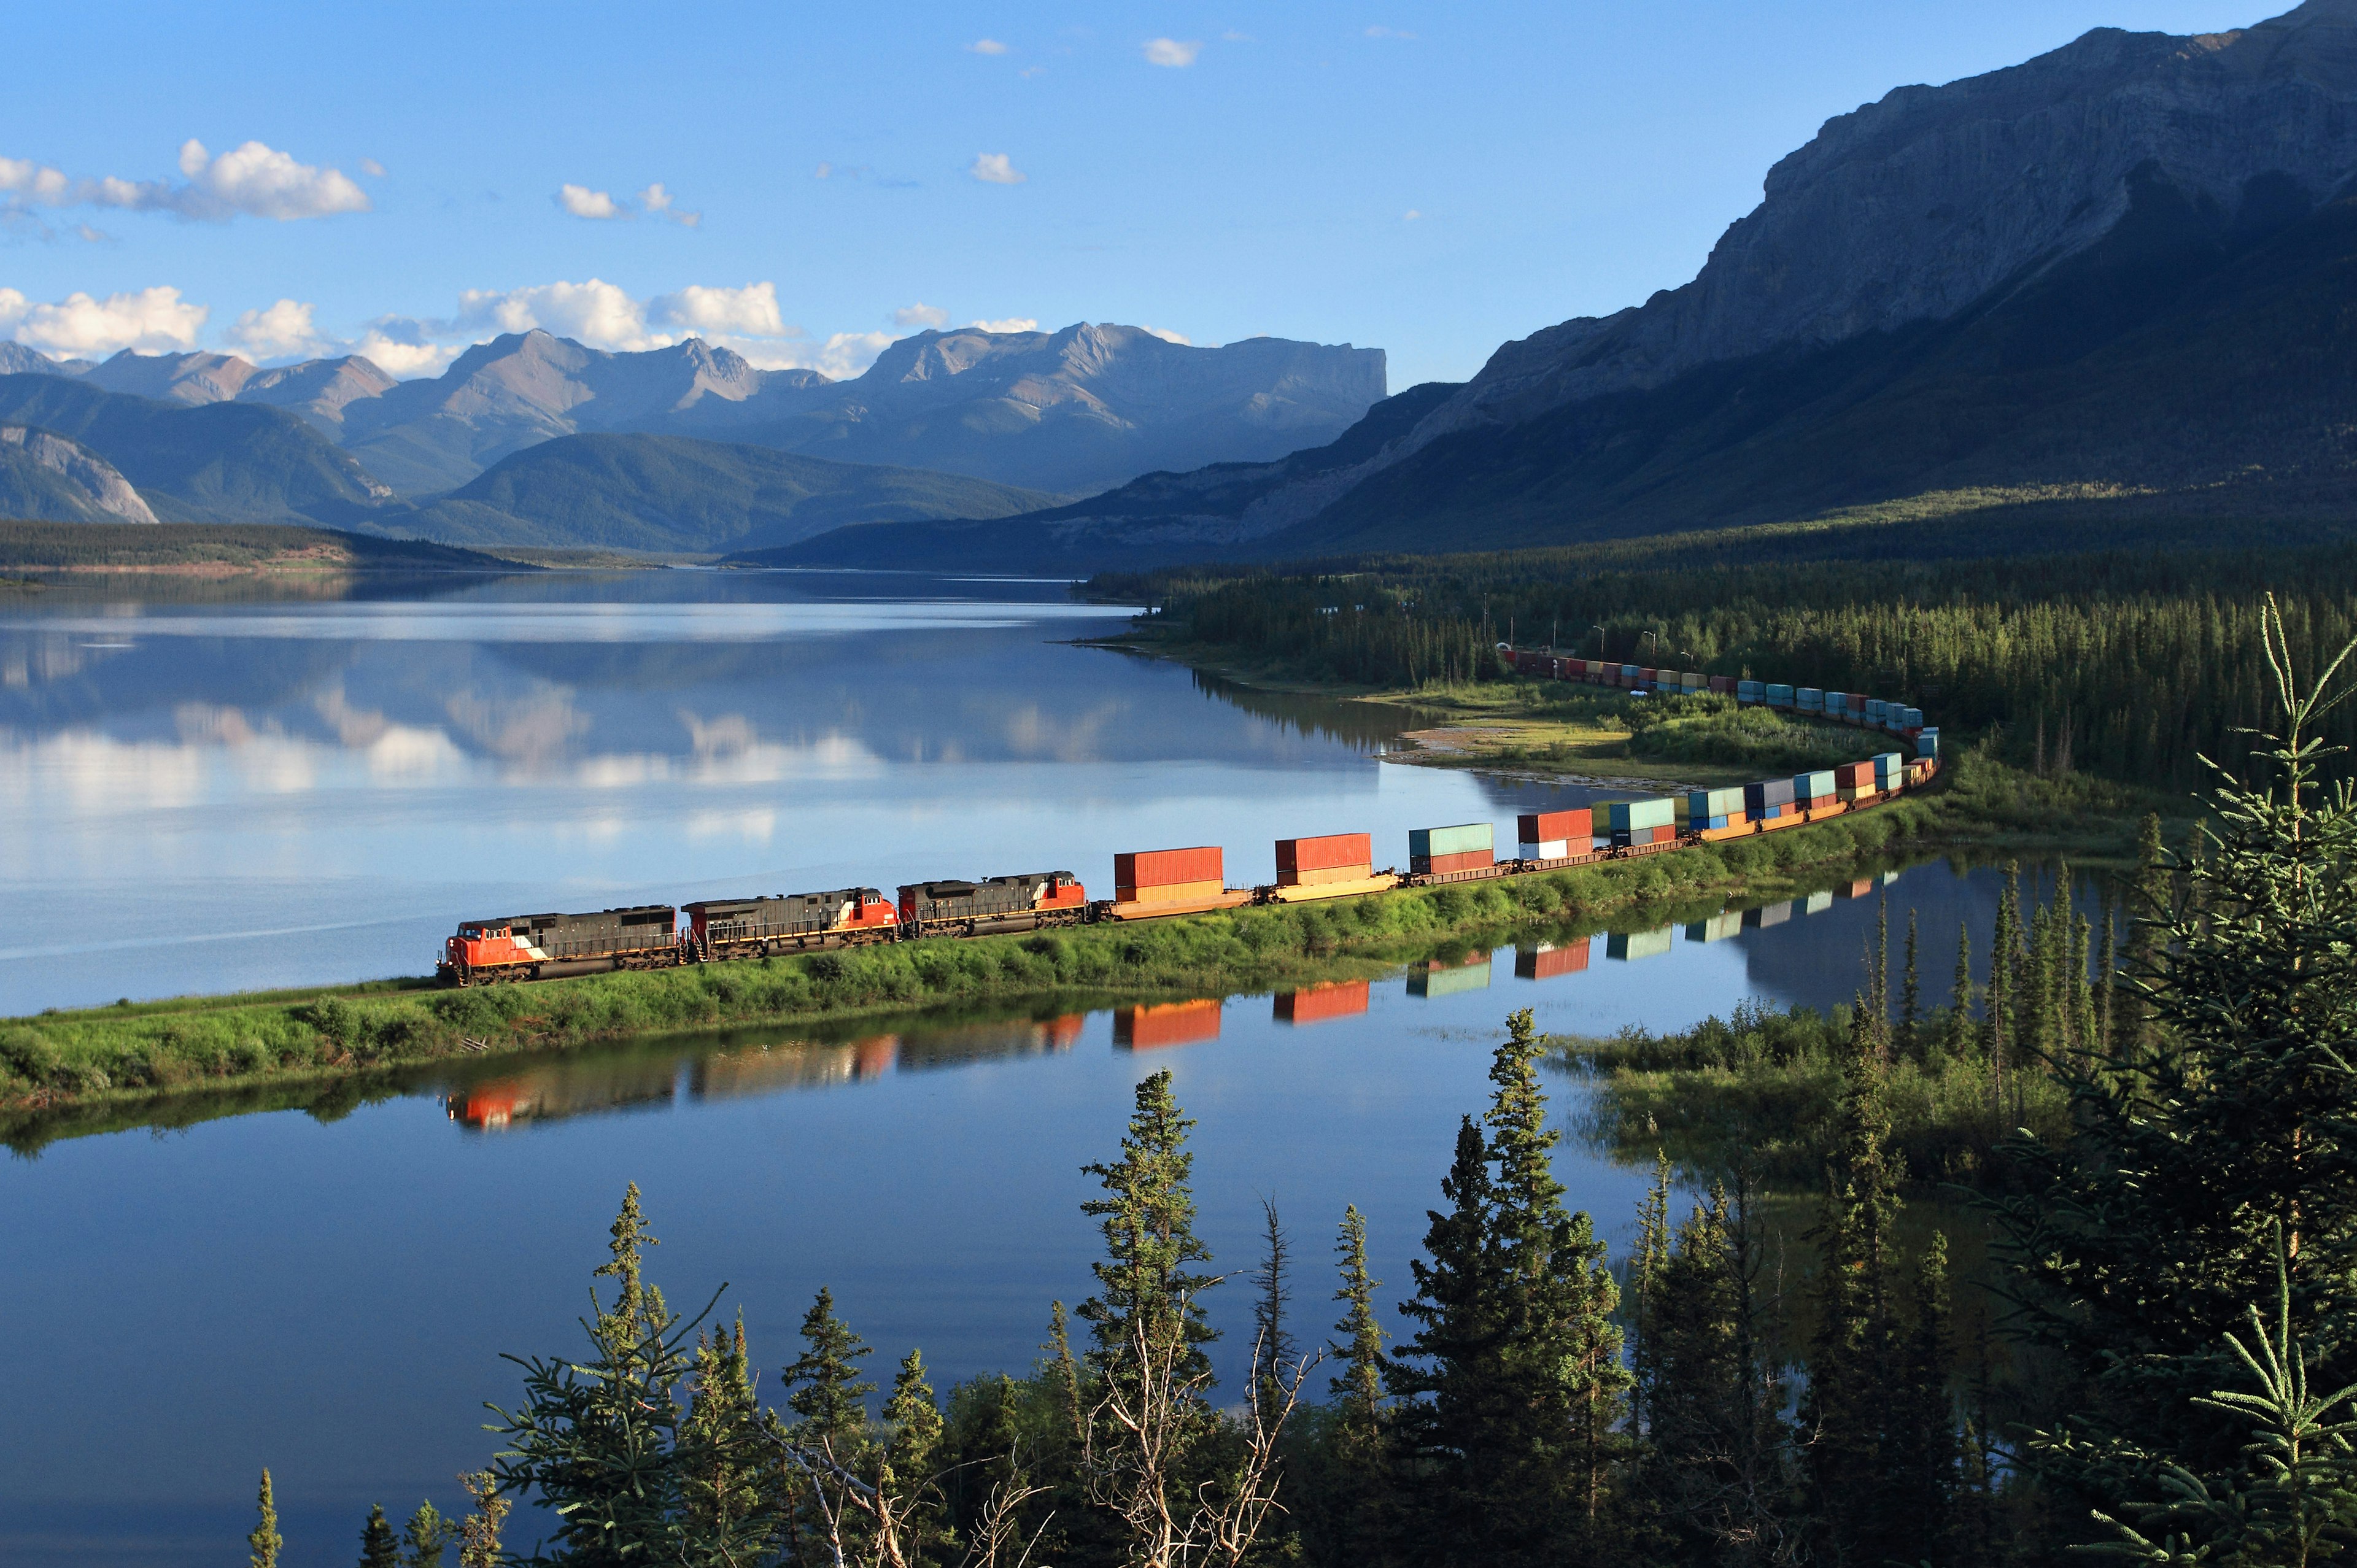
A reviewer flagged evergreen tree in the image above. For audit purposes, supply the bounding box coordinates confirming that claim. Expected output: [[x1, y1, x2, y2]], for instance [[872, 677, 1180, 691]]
[[400, 1502, 450, 1568], [880, 1349, 948, 1562], [247, 1469, 281, 1568], [1995, 601, 2357, 1521], [678, 1315, 770, 1559], [1946, 921, 1976, 1064], [1883, 1234, 1959, 1559], [1635, 1179, 1801, 1563], [1391, 1011, 1628, 1567], [2111, 811, 2170, 1056], [1900, 908, 1922, 1064], [1803, 1000, 1913, 1564], [1987, 864, 2022, 1103], [1331, 1205, 1387, 1439], [358, 1504, 400, 1568], [783, 1287, 876, 1453]]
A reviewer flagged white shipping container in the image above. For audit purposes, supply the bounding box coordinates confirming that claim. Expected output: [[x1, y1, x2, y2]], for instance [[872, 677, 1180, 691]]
[[1519, 839, 1572, 861]]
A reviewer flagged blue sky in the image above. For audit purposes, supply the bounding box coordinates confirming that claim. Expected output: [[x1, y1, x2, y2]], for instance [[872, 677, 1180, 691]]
[[1, 0, 2252, 390]]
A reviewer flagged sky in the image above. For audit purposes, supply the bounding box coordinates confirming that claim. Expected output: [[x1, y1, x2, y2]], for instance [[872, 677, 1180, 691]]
[[0, 0, 2258, 392]]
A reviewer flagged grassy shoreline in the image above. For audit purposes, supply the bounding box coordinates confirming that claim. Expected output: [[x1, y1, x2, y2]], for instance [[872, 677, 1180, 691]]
[[3, 802, 1943, 1134]]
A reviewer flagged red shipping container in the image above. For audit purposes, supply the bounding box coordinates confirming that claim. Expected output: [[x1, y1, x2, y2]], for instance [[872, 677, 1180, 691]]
[[1115, 845, 1223, 889], [1037, 1014, 1086, 1049], [1517, 941, 1592, 979], [1834, 761, 1873, 787], [1116, 999, 1223, 1050], [1414, 849, 1496, 875], [1517, 809, 1592, 843], [1277, 832, 1373, 874], [1708, 675, 1737, 694], [1274, 979, 1372, 1024]]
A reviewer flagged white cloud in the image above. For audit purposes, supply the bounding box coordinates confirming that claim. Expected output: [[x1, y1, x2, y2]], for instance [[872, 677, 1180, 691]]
[[1403, 208, 1422, 220], [349, 326, 460, 377], [360, 158, 387, 178], [1, 285, 206, 355], [649, 282, 788, 337], [967, 37, 1008, 54], [1140, 325, 1191, 344], [453, 278, 656, 349], [969, 317, 1039, 334], [1364, 24, 1418, 38], [0, 139, 370, 222], [638, 182, 700, 227], [969, 152, 1026, 185], [225, 298, 330, 360], [1144, 37, 1201, 66], [892, 302, 950, 328], [1223, 30, 1255, 41], [557, 183, 624, 219]]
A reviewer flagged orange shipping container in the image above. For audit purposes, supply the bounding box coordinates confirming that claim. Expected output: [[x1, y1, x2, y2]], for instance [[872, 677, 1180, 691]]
[[1274, 979, 1372, 1025], [1115, 998, 1223, 1049], [1115, 846, 1223, 888], [1277, 832, 1372, 874], [1115, 878, 1226, 906], [1280, 863, 1375, 887], [1518, 808, 1592, 843]]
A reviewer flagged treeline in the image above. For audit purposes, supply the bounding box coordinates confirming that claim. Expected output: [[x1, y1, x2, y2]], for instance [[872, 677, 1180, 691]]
[[259, 616, 2357, 1566], [1101, 542, 2357, 787]]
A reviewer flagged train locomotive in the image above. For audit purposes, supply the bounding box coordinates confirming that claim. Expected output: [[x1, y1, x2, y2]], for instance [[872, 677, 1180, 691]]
[[435, 642, 1945, 989]]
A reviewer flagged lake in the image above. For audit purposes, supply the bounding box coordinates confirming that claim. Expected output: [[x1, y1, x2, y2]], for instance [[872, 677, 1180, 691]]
[[0, 571, 2073, 1566]]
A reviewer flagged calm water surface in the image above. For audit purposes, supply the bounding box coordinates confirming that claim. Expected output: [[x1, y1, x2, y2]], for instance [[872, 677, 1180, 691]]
[[0, 573, 2075, 1565]]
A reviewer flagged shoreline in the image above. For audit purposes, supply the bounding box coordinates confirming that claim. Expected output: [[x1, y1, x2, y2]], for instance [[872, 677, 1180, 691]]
[[1, 805, 1945, 1137]]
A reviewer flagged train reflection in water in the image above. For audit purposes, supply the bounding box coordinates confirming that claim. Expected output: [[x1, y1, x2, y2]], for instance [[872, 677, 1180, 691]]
[[439, 865, 1913, 1132]]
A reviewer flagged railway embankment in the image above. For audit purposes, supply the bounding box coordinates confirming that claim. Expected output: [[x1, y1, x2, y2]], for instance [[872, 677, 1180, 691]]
[[1, 796, 1944, 1135]]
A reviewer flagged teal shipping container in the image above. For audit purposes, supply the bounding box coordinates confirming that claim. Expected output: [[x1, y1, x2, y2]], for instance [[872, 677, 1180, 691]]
[[1825, 692, 1850, 718], [1408, 957, 1493, 998], [1684, 911, 1743, 943], [1607, 798, 1676, 832], [1797, 687, 1824, 712], [1687, 786, 1744, 819], [1864, 698, 1886, 722], [1916, 728, 1940, 759], [1794, 770, 1836, 801], [1409, 822, 1493, 859], [1736, 680, 1763, 702], [1608, 926, 1674, 961], [1873, 752, 1903, 779], [1765, 683, 1795, 707]]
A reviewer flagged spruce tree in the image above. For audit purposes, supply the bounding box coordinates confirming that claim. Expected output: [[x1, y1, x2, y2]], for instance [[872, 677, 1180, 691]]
[[400, 1502, 450, 1568], [1946, 921, 1976, 1064], [1312, 1204, 1393, 1568], [1883, 1234, 1958, 1558], [1900, 908, 1922, 1064], [1995, 602, 2357, 1516], [880, 1349, 947, 1561], [247, 1469, 281, 1568], [453, 1472, 509, 1568], [783, 1287, 876, 1453], [358, 1504, 400, 1568], [678, 1315, 770, 1558]]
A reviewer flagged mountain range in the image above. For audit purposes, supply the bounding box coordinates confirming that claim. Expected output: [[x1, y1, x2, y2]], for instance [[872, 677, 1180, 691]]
[[0, 323, 1386, 523], [778, 0, 2357, 571]]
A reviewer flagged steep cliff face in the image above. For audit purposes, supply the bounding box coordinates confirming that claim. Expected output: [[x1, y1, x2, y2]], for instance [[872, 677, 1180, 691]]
[[1421, 0, 2357, 443], [0, 425, 160, 523]]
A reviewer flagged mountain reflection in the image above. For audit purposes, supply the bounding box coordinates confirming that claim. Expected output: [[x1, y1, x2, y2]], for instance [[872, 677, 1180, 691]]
[[0, 575, 1400, 787]]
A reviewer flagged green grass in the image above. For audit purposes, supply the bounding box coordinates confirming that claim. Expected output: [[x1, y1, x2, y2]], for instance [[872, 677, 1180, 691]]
[[0, 520, 510, 571], [0, 798, 1945, 1129]]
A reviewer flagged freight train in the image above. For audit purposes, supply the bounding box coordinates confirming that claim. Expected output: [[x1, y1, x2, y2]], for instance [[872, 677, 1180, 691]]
[[434, 643, 1941, 986]]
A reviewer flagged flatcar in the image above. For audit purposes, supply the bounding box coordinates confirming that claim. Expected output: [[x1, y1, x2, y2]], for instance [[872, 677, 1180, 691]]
[[897, 871, 1089, 937], [438, 904, 681, 985], [684, 887, 900, 960]]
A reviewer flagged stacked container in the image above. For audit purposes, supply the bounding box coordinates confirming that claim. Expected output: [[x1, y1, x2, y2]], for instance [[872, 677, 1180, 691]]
[[1709, 674, 1738, 695], [1737, 679, 1764, 703], [1115, 846, 1225, 906], [1609, 925, 1676, 960], [1744, 777, 1800, 822], [1797, 687, 1824, 714], [1275, 832, 1373, 887], [1916, 727, 1940, 760], [1515, 939, 1592, 979], [1517, 809, 1591, 861], [1834, 760, 1876, 801], [1411, 822, 1495, 875], [1794, 770, 1837, 808], [1864, 698, 1886, 725], [1765, 683, 1795, 709], [1900, 706, 1924, 731], [1681, 671, 1706, 693], [1685, 786, 1744, 832], [1685, 910, 1743, 943], [1607, 798, 1676, 848], [1620, 664, 1641, 687], [1873, 752, 1905, 791]]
